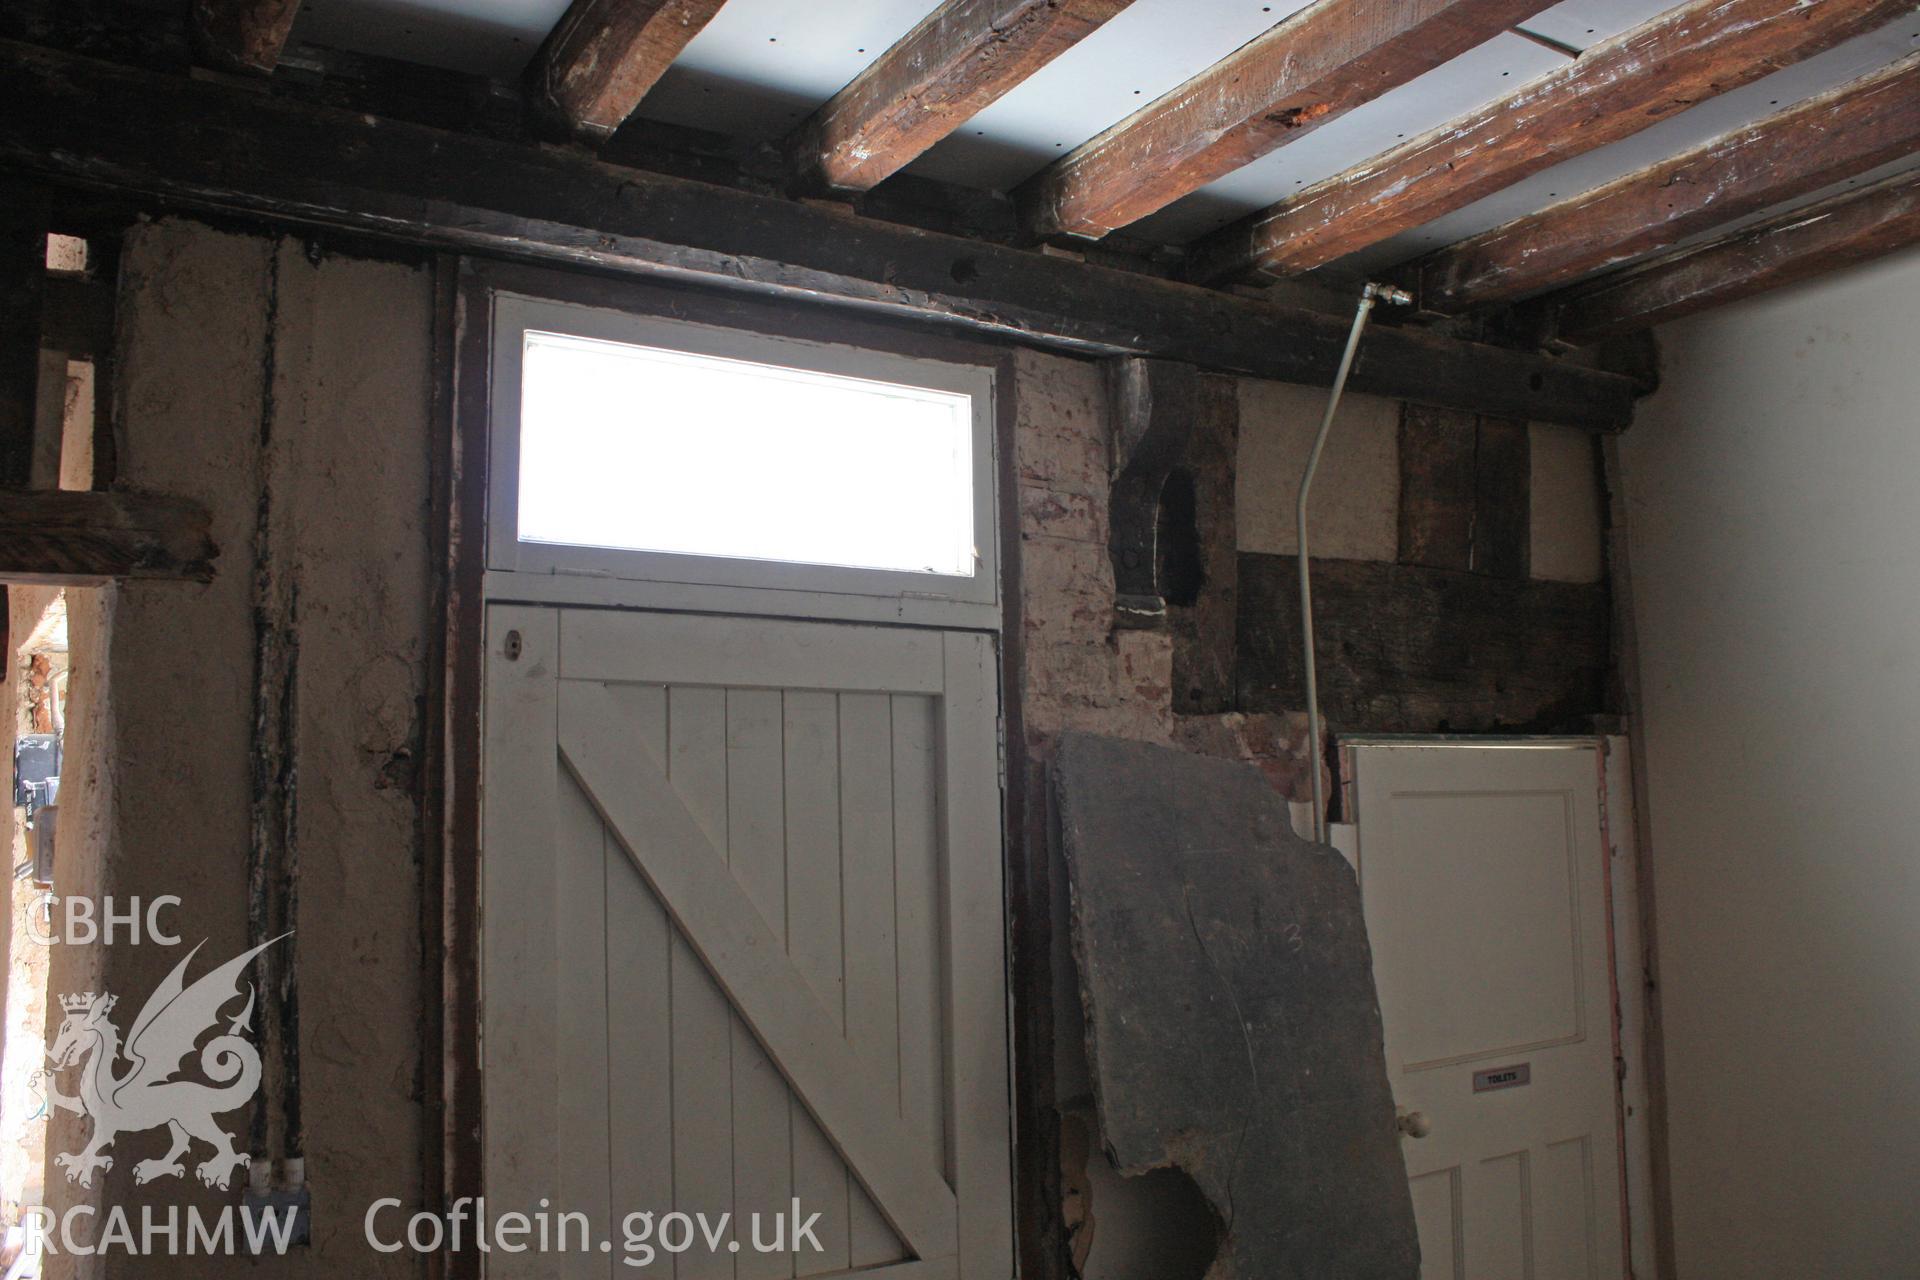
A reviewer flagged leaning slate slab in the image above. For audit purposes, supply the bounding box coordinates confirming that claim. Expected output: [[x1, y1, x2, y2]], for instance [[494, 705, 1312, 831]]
[[1052, 732, 1418, 1279]]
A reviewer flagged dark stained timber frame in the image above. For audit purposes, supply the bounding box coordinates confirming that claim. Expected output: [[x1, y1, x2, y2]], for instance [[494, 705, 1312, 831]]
[[0, 39, 1637, 432]]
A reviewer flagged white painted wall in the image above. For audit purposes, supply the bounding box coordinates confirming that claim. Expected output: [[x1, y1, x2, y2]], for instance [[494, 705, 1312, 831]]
[[1620, 245, 1920, 1279]]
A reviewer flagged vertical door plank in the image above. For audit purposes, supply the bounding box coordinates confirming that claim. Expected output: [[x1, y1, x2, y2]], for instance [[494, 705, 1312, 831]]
[[607, 683, 675, 1280], [556, 769, 615, 1280], [784, 690, 850, 1274], [482, 605, 562, 1273], [891, 693, 948, 1176], [563, 690, 960, 1261], [840, 692, 907, 1266], [666, 686, 737, 1280], [727, 688, 795, 1266], [939, 633, 1014, 1278]]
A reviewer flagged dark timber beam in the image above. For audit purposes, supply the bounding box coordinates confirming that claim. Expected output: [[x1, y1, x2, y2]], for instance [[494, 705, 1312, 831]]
[[1021, 0, 1544, 243], [0, 39, 1636, 430], [793, 0, 1135, 195], [532, 0, 729, 139], [1535, 167, 1920, 344], [1186, 0, 1916, 285], [42, 276, 113, 358], [190, 0, 302, 74], [0, 488, 217, 584], [0, 175, 47, 489], [1413, 52, 1920, 310]]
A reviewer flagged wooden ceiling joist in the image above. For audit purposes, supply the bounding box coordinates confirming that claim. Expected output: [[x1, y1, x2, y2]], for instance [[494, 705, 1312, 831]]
[[1185, 0, 1918, 285], [0, 488, 217, 585], [1537, 167, 1920, 344], [1021, 0, 1545, 243], [190, 0, 303, 74], [0, 39, 1638, 431], [533, 0, 729, 139], [793, 0, 1135, 195], [1413, 52, 1920, 310]]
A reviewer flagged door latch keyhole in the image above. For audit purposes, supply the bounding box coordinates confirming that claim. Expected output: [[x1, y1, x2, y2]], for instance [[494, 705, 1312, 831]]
[[504, 630, 523, 662]]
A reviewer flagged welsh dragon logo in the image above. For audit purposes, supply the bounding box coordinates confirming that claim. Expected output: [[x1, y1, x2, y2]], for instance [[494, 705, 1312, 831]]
[[44, 936, 287, 1191]]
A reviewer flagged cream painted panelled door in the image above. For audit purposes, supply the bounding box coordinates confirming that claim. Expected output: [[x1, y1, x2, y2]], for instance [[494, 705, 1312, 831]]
[[483, 605, 1012, 1279], [1349, 744, 1626, 1280]]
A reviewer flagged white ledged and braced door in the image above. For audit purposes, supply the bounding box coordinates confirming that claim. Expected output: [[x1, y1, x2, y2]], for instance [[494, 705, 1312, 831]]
[[1349, 744, 1627, 1280], [483, 606, 1011, 1280]]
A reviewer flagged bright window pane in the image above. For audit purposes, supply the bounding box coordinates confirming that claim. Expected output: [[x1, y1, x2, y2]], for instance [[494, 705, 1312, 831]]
[[517, 331, 977, 577]]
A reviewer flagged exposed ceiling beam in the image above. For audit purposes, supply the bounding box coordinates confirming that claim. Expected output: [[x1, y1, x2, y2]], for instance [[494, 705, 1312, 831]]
[[1185, 0, 1917, 285], [1534, 166, 1920, 344], [0, 488, 217, 585], [532, 0, 729, 140], [1412, 52, 1920, 309], [1021, 0, 1545, 243], [793, 0, 1135, 195], [0, 39, 1637, 430], [190, 0, 302, 74]]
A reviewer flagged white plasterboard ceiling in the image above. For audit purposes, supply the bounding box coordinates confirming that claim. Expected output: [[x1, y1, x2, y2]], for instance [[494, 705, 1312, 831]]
[[287, 0, 1920, 275]]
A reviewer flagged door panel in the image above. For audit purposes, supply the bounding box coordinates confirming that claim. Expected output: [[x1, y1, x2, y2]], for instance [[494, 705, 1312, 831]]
[[1351, 744, 1625, 1280], [484, 606, 1011, 1279]]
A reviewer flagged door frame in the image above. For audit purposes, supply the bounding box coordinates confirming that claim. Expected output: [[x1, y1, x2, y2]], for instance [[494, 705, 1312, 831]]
[[1337, 734, 1660, 1280], [433, 255, 1050, 1280]]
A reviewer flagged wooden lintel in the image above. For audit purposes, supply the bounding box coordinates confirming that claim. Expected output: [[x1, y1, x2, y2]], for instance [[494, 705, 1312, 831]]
[[190, 0, 303, 74], [1414, 51, 1920, 310], [0, 38, 1638, 430], [793, 0, 1134, 195], [531, 0, 728, 140], [1020, 0, 1540, 242], [1186, 0, 1916, 285], [1537, 167, 1920, 344], [0, 487, 218, 584]]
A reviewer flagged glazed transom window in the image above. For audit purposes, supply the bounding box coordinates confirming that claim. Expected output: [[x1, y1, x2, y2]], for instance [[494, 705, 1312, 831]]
[[514, 330, 979, 578]]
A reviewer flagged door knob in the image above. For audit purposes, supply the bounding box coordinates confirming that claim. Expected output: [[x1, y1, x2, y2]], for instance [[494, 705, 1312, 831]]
[[1396, 1109, 1432, 1139]]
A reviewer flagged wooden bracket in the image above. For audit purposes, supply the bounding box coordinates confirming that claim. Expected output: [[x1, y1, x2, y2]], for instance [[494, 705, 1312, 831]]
[[1105, 357, 1198, 627]]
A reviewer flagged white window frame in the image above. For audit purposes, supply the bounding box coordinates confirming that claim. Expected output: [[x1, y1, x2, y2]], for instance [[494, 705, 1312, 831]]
[[486, 292, 999, 627]]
